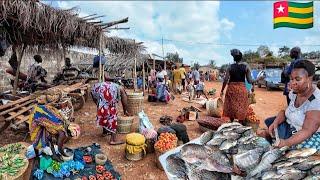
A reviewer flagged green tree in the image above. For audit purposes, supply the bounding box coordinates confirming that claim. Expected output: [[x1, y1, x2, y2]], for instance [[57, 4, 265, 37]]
[[165, 52, 183, 63], [219, 64, 229, 73], [208, 59, 217, 69], [243, 50, 259, 63], [278, 46, 290, 58]]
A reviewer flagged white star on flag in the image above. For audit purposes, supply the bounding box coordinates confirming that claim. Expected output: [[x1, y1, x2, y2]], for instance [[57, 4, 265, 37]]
[[277, 4, 285, 13]]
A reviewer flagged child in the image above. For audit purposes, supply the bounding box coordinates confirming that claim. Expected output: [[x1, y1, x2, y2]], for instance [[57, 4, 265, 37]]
[[195, 77, 208, 99], [186, 79, 195, 101]]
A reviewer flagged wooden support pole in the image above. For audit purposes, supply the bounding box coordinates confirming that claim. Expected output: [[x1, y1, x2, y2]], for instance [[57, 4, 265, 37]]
[[99, 33, 102, 82], [12, 45, 26, 95], [133, 52, 137, 92], [142, 62, 145, 95]]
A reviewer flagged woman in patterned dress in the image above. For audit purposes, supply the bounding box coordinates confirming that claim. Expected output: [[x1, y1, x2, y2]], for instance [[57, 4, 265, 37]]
[[91, 78, 129, 145], [259, 60, 320, 151], [220, 49, 255, 123]]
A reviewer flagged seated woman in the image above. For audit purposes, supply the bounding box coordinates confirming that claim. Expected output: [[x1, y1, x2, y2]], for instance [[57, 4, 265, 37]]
[[29, 95, 80, 161], [258, 60, 320, 150], [156, 78, 173, 103]]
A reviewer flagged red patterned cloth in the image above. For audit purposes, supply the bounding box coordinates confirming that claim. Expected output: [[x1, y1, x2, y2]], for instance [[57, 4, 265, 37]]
[[91, 82, 121, 133], [223, 82, 248, 121], [197, 116, 230, 130]]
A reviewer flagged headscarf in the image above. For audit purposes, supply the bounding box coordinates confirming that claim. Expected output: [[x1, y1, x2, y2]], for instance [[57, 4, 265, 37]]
[[230, 49, 241, 57], [67, 123, 81, 139]]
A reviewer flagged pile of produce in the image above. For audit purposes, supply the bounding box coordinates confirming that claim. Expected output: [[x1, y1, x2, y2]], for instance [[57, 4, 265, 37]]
[[246, 105, 260, 123], [0, 143, 28, 179], [165, 122, 320, 179], [197, 116, 230, 130], [154, 133, 178, 153]]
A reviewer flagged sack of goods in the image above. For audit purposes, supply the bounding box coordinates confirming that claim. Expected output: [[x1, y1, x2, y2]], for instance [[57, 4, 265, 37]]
[[197, 116, 230, 131], [125, 133, 147, 161]]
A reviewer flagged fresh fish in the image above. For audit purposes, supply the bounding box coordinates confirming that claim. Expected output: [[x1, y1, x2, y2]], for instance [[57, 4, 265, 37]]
[[206, 137, 226, 146], [303, 175, 320, 180], [212, 132, 226, 140], [234, 126, 252, 134], [199, 131, 215, 145], [285, 148, 317, 159], [220, 140, 237, 151], [180, 144, 210, 164], [255, 137, 272, 149], [311, 165, 320, 175], [242, 129, 255, 137], [249, 147, 288, 177], [272, 160, 294, 169], [223, 131, 242, 140], [277, 167, 306, 180], [261, 170, 280, 180], [166, 153, 188, 178], [234, 147, 265, 171], [200, 157, 233, 173], [217, 122, 242, 132], [231, 175, 245, 180], [238, 134, 255, 144], [237, 143, 257, 154], [188, 168, 230, 180], [294, 156, 320, 171]]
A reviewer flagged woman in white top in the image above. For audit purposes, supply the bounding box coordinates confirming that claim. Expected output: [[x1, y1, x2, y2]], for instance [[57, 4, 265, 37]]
[[259, 60, 320, 150]]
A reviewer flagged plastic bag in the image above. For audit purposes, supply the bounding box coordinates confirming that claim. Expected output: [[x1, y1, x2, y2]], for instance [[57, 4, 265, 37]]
[[26, 145, 36, 159], [138, 111, 154, 133]]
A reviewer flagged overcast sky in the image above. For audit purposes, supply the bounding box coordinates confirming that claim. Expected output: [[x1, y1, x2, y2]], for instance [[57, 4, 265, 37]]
[[45, 1, 320, 66]]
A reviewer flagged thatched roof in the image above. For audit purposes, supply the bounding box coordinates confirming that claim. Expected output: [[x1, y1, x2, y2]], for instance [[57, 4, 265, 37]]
[[105, 53, 150, 72], [0, 0, 144, 55]]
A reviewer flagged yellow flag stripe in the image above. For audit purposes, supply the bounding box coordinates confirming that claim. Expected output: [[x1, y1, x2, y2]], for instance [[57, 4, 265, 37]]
[[274, 17, 313, 24], [288, 7, 313, 14]]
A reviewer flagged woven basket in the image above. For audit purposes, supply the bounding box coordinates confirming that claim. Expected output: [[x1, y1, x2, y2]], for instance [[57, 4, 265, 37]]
[[125, 150, 144, 161], [117, 116, 134, 134], [127, 92, 144, 115]]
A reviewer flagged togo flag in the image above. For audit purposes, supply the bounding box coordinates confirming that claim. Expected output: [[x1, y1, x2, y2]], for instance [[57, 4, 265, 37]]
[[273, 1, 313, 29]]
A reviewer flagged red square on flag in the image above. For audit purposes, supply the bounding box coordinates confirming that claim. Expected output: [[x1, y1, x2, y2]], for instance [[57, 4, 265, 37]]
[[274, 1, 288, 18]]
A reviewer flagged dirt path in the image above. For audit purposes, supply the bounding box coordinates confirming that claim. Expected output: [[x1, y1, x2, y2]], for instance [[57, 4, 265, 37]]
[[0, 81, 286, 180]]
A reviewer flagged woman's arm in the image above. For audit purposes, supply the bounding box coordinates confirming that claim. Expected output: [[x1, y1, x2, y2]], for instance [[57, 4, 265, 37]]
[[280, 110, 320, 147], [245, 64, 255, 84]]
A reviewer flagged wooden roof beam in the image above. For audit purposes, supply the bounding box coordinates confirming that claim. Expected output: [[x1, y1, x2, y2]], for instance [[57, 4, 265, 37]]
[[101, 17, 129, 29], [80, 14, 97, 19]]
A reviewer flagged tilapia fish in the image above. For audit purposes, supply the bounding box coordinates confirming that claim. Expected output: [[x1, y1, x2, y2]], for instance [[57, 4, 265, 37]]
[[303, 175, 320, 180], [237, 134, 255, 144], [234, 147, 265, 171], [220, 139, 237, 151], [207, 137, 226, 146], [234, 126, 252, 134], [249, 147, 288, 177], [199, 149, 233, 173], [294, 156, 320, 171], [222, 131, 242, 140], [311, 165, 320, 175], [199, 131, 214, 145], [217, 122, 243, 132], [166, 153, 188, 179], [261, 170, 280, 180], [188, 168, 230, 180], [277, 167, 306, 180], [180, 144, 210, 164], [285, 148, 317, 159]]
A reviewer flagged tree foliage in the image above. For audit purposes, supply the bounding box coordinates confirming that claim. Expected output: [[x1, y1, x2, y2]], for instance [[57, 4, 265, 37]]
[[165, 52, 183, 63], [208, 59, 217, 69]]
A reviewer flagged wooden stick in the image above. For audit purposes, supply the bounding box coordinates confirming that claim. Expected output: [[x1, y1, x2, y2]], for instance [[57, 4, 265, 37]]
[[142, 61, 145, 95], [12, 45, 26, 95], [14, 115, 30, 125], [0, 99, 35, 116], [0, 96, 31, 111], [101, 17, 129, 29], [6, 105, 34, 121]]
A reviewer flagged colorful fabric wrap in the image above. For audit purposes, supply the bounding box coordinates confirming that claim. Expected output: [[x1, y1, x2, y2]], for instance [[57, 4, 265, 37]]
[[125, 133, 146, 154], [296, 132, 320, 151], [29, 105, 65, 149]]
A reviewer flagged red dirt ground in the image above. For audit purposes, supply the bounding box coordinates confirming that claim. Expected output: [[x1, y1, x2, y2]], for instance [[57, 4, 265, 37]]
[[0, 81, 286, 180]]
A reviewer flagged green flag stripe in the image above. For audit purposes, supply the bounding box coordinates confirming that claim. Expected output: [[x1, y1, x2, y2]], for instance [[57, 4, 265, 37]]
[[289, 12, 313, 18], [288, 1, 313, 8], [274, 22, 313, 29]]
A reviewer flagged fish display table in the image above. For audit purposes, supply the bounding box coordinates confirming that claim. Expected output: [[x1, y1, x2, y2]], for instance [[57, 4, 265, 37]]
[[159, 138, 201, 180]]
